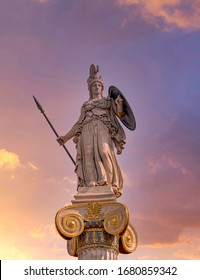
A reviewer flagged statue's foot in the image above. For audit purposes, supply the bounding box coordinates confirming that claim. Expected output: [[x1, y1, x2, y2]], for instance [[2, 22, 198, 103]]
[[115, 191, 122, 198], [112, 186, 122, 198], [88, 181, 96, 187]]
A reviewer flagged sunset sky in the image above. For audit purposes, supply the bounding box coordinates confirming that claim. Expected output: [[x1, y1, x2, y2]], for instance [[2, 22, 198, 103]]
[[0, 0, 200, 260]]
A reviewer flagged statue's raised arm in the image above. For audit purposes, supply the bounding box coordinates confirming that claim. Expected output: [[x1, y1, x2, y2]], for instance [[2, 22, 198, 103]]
[[57, 64, 136, 198]]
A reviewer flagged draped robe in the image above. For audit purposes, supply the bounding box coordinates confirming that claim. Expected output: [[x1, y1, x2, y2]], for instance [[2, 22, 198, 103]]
[[73, 97, 126, 196]]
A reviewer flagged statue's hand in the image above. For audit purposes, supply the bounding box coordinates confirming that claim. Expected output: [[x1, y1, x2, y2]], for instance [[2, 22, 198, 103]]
[[57, 136, 66, 145], [115, 95, 123, 105], [115, 95, 125, 119]]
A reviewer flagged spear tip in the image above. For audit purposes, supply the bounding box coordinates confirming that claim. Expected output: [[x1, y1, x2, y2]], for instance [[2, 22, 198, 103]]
[[33, 95, 44, 113]]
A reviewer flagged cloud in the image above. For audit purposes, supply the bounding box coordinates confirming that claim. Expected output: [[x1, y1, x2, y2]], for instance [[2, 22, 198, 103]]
[[29, 228, 46, 240], [163, 155, 191, 175], [28, 224, 73, 259], [0, 149, 21, 170], [0, 149, 41, 173], [63, 176, 76, 186], [28, 161, 40, 171], [148, 159, 162, 175], [117, 0, 200, 31], [148, 155, 191, 176], [0, 246, 30, 260], [0, 222, 70, 260], [29, 224, 58, 240], [120, 228, 200, 260], [0, 149, 40, 176], [46, 175, 76, 193]]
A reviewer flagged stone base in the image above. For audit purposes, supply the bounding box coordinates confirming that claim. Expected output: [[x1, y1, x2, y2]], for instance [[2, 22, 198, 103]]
[[71, 185, 116, 204]]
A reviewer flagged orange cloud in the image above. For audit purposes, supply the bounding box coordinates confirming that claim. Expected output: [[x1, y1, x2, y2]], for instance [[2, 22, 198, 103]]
[[0, 246, 30, 260], [28, 161, 39, 171], [0, 149, 21, 170], [117, 0, 200, 30], [29, 224, 58, 240], [29, 228, 46, 240]]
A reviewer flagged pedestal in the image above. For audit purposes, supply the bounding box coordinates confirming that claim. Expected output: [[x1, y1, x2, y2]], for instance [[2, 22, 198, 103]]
[[55, 187, 138, 260]]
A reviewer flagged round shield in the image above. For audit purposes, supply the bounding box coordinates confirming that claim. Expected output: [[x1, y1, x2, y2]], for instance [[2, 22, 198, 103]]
[[108, 86, 136, 131]]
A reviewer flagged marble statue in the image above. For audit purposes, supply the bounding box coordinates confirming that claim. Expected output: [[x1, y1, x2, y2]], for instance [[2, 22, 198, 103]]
[[57, 64, 135, 198]]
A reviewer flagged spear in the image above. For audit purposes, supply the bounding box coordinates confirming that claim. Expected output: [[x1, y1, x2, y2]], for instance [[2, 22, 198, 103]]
[[33, 96, 76, 166]]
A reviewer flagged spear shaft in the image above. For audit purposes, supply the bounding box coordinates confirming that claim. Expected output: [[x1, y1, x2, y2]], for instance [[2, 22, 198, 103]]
[[33, 96, 76, 166]]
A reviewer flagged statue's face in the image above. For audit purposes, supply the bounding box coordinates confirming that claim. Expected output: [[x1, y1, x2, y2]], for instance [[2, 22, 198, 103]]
[[91, 82, 102, 97]]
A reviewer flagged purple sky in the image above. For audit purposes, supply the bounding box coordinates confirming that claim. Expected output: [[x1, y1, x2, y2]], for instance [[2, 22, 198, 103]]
[[0, 0, 200, 260]]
